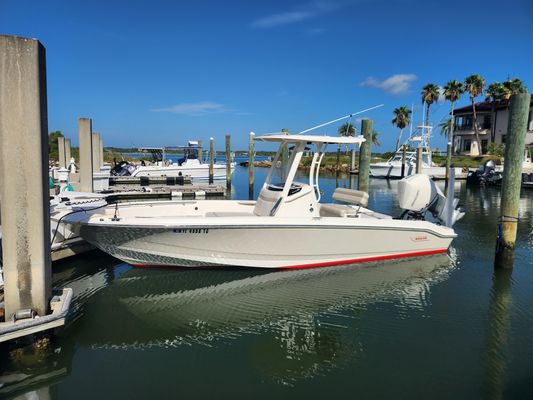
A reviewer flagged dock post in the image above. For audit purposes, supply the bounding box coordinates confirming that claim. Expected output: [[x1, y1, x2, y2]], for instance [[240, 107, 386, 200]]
[[92, 132, 100, 172], [0, 35, 51, 317], [78, 118, 94, 192], [281, 128, 289, 181], [358, 119, 372, 192], [401, 145, 406, 178], [209, 137, 214, 184], [99, 136, 104, 167], [249, 132, 255, 199], [336, 144, 341, 177], [65, 138, 71, 167], [350, 146, 356, 172], [416, 147, 423, 174], [57, 136, 66, 168], [225, 134, 231, 191], [198, 140, 203, 163], [494, 93, 530, 269]]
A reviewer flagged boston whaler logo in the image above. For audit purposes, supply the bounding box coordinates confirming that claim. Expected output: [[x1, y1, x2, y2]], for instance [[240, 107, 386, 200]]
[[410, 235, 429, 242]]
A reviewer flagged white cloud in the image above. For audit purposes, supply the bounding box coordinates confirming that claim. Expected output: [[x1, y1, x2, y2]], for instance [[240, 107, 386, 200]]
[[151, 102, 227, 116], [251, 2, 339, 28], [360, 74, 417, 95]]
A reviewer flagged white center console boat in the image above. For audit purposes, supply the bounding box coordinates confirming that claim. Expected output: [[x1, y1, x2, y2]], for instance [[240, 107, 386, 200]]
[[65, 132, 464, 269]]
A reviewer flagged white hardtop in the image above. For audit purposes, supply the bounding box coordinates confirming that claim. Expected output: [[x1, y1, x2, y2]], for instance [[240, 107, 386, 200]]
[[255, 134, 365, 145]]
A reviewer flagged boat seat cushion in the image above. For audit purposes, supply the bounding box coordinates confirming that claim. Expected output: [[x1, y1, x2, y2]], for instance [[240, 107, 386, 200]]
[[319, 204, 358, 217], [332, 188, 369, 207]]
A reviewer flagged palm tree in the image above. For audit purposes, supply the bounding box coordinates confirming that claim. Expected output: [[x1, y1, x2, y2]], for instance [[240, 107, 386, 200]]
[[391, 106, 411, 151], [503, 78, 527, 95], [371, 130, 381, 147], [439, 118, 452, 137], [338, 122, 356, 155], [338, 122, 356, 137], [421, 83, 440, 126], [485, 82, 505, 142], [464, 74, 486, 155], [443, 80, 464, 157]]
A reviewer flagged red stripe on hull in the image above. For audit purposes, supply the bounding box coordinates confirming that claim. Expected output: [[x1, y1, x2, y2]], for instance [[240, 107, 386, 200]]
[[130, 248, 448, 269]]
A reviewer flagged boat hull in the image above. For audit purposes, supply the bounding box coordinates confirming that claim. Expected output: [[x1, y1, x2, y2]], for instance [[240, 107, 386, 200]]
[[79, 222, 454, 269], [131, 164, 234, 180]]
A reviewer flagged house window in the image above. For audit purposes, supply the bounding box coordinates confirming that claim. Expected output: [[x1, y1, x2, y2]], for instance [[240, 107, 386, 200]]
[[501, 135, 506, 144], [463, 115, 473, 130], [463, 139, 472, 152], [482, 140, 488, 154], [455, 116, 463, 130], [482, 115, 491, 130]]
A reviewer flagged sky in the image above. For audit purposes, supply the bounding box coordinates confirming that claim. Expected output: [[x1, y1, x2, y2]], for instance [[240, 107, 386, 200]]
[[2, 0, 533, 151]]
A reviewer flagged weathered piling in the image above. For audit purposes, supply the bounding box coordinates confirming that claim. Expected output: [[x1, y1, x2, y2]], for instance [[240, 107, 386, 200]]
[[65, 138, 71, 167], [336, 144, 341, 177], [416, 147, 423, 174], [99, 136, 104, 167], [401, 145, 406, 178], [281, 128, 289, 181], [92, 132, 101, 172], [225, 134, 231, 190], [350, 146, 356, 172], [209, 137, 214, 184], [78, 118, 94, 192], [357, 119, 372, 192], [0, 35, 51, 317], [249, 132, 255, 199], [57, 136, 66, 168], [198, 140, 203, 163], [494, 93, 530, 269]]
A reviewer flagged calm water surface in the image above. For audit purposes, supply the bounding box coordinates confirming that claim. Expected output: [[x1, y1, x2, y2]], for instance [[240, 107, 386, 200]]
[[1, 165, 532, 399]]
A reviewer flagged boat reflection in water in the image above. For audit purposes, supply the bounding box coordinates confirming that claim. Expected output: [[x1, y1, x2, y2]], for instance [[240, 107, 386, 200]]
[[84, 253, 456, 384]]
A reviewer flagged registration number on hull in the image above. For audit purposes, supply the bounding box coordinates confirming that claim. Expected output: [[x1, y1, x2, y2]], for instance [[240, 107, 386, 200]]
[[172, 228, 209, 234]]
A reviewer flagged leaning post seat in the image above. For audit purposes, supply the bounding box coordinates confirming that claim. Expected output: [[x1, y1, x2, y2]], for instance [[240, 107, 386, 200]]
[[331, 187, 369, 207]]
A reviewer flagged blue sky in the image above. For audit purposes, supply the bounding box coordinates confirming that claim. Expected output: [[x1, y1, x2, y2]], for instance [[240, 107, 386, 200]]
[[2, 0, 532, 151]]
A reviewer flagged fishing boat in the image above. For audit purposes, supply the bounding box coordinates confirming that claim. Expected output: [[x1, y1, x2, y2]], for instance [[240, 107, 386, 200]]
[[370, 125, 465, 179], [111, 141, 235, 180], [65, 117, 464, 269]]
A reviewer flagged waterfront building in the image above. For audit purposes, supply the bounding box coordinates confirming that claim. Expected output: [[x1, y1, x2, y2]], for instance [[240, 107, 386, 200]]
[[452, 95, 533, 155]]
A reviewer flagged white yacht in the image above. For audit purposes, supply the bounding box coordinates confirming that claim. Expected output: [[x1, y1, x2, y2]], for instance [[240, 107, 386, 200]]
[[65, 132, 464, 269], [111, 141, 235, 180], [370, 126, 465, 179]]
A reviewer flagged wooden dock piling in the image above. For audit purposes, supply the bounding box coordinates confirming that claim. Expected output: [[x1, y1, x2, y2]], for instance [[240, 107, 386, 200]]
[[65, 138, 71, 167], [358, 119, 372, 192], [225, 134, 231, 190], [401, 145, 406, 178], [415, 147, 423, 174], [249, 132, 255, 199], [209, 137, 214, 184], [494, 93, 530, 268]]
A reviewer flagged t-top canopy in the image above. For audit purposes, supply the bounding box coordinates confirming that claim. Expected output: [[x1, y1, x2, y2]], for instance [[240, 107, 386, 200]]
[[254, 134, 366, 145]]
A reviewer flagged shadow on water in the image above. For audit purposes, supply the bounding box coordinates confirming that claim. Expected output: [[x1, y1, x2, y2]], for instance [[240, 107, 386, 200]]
[[0, 253, 456, 397]]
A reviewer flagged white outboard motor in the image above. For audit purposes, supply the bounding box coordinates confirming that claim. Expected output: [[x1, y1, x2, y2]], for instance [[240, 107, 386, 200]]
[[398, 174, 464, 227]]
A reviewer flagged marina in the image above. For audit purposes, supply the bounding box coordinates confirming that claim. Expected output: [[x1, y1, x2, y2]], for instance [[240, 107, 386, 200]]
[[1, 1, 533, 398]]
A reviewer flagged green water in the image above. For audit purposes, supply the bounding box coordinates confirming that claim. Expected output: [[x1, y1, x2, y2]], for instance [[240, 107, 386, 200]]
[[1, 165, 532, 399]]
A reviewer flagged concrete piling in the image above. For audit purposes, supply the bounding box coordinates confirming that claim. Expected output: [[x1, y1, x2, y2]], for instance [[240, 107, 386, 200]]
[[225, 134, 231, 190], [57, 136, 66, 168], [357, 119, 372, 192], [92, 132, 101, 172], [209, 137, 214, 184], [0, 35, 51, 317], [249, 132, 255, 199], [416, 147, 423, 174], [65, 138, 71, 167], [99, 136, 104, 167], [78, 118, 94, 192], [494, 93, 530, 268]]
